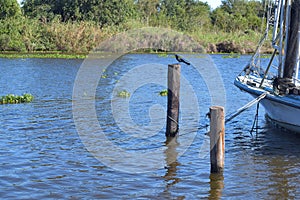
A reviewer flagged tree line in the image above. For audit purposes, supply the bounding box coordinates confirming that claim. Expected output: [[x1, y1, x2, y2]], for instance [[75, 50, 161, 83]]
[[0, 0, 269, 53]]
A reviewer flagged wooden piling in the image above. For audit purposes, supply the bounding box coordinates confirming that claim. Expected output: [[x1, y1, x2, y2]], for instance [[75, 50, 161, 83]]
[[209, 106, 225, 173], [166, 64, 181, 138]]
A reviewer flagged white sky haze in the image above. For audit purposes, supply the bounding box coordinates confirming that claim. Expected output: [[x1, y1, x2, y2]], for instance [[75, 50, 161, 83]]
[[200, 0, 222, 9], [17, 0, 222, 9]]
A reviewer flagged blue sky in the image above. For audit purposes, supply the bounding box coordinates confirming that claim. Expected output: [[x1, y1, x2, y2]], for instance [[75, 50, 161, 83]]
[[17, 0, 222, 10], [201, 0, 222, 9]]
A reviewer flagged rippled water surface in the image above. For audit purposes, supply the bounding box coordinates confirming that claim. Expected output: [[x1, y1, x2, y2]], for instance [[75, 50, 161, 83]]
[[0, 55, 299, 199]]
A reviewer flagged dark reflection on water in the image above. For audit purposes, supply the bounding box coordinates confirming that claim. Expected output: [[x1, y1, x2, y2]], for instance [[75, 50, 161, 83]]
[[0, 55, 299, 199], [209, 173, 224, 200], [159, 138, 183, 199]]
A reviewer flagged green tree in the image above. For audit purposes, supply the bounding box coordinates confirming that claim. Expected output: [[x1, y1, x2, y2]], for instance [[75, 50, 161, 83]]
[[22, 0, 137, 27], [96, 0, 137, 27], [22, 0, 56, 21], [136, 0, 160, 25], [159, 0, 210, 31], [0, 0, 22, 19], [0, 17, 25, 51], [185, 0, 211, 31], [212, 0, 264, 32]]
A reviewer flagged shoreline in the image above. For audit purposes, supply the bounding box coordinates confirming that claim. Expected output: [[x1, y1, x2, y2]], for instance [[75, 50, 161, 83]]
[[0, 47, 273, 59], [0, 52, 87, 59]]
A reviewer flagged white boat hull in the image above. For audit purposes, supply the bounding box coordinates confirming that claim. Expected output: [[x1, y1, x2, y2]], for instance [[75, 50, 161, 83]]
[[257, 96, 300, 133], [235, 76, 300, 133]]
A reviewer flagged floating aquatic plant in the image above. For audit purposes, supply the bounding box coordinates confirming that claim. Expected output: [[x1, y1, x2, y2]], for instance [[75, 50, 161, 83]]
[[222, 53, 241, 59], [118, 90, 130, 98], [260, 54, 272, 59], [0, 53, 86, 59], [0, 93, 34, 104], [158, 53, 169, 58], [159, 89, 168, 96]]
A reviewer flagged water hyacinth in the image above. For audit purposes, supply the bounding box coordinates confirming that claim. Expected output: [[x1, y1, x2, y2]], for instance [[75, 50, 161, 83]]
[[0, 93, 34, 104], [159, 89, 168, 96], [222, 53, 241, 59], [118, 90, 130, 98]]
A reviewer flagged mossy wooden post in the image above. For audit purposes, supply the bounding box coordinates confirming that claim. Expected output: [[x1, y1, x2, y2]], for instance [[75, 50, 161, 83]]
[[166, 64, 181, 138], [209, 106, 225, 173]]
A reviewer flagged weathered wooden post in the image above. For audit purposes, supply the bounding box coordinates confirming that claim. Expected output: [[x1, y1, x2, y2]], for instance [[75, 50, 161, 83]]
[[209, 106, 225, 173], [166, 64, 181, 138]]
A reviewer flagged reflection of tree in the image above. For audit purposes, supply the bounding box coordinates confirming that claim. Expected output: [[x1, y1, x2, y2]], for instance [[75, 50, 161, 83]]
[[267, 157, 294, 198], [233, 125, 300, 198], [209, 173, 224, 200], [257, 127, 300, 198], [254, 127, 300, 198]]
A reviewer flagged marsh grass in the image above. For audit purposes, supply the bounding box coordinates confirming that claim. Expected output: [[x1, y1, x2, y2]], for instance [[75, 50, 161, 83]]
[[191, 29, 272, 53], [0, 17, 110, 54], [96, 27, 204, 53], [0, 18, 272, 57]]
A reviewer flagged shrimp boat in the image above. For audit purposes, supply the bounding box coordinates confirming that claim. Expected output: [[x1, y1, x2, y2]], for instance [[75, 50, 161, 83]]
[[234, 0, 300, 133]]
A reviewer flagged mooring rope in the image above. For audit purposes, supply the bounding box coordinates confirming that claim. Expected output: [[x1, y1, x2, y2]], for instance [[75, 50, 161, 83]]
[[167, 115, 179, 126], [178, 92, 268, 136], [225, 92, 268, 124]]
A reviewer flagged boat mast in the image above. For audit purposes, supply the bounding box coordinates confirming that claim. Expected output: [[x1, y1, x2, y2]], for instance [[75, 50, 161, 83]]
[[283, 0, 300, 81], [294, 1, 300, 84], [272, 0, 288, 78], [296, 28, 300, 84]]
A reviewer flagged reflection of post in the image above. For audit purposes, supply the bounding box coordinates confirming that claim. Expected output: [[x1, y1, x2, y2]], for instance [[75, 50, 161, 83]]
[[165, 138, 179, 167], [161, 138, 180, 197], [209, 173, 224, 200], [209, 106, 225, 173], [166, 64, 181, 138]]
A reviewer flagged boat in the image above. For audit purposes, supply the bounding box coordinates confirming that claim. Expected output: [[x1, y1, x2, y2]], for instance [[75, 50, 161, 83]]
[[234, 0, 300, 133]]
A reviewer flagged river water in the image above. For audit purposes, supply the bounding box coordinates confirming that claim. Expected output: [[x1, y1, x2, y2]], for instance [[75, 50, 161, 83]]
[[0, 54, 299, 199]]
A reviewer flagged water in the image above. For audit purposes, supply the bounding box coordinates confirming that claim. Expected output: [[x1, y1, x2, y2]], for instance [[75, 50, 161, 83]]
[[0, 55, 299, 199]]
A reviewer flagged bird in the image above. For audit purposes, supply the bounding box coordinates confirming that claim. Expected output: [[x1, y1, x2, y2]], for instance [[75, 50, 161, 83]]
[[175, 54, 191, 65]]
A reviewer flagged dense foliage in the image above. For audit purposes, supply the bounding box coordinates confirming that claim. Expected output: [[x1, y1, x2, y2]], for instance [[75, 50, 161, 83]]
[[22, 0, 137, 26], [0, 0, 21, 19], [0, 0, 269, 53], [211, 0, 265, 32]]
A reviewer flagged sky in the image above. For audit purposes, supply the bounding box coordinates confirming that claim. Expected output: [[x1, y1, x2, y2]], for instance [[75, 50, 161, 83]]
[[17, 0, 222, 10], [200, 0, 222, 9]]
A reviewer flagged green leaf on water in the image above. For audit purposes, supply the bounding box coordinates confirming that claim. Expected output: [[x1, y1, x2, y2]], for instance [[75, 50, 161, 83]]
[[222, 53, 241, 59], [159, 89, 168, 96], [0, 93, 34, 104], [118, 90, 130, 98]]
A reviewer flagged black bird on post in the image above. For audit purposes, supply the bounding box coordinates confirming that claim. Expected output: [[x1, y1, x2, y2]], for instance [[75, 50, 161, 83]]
[[175, 54, 191, 65]]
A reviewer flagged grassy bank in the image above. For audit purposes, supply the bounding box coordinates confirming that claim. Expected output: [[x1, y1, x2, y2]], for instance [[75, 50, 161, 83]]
[[0, 18, 270, 58], [191, 29, 272, 54]]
